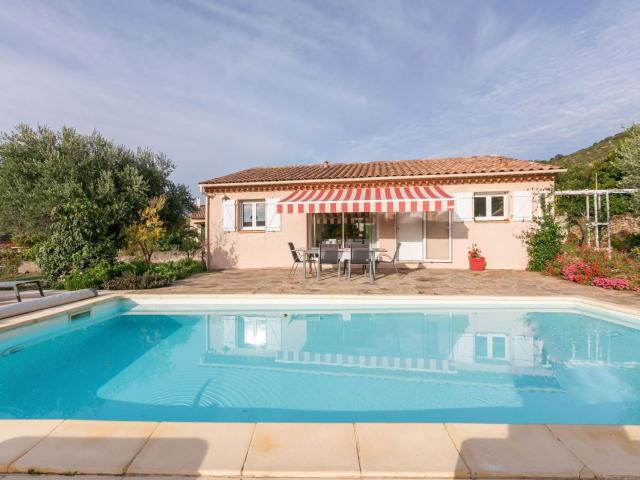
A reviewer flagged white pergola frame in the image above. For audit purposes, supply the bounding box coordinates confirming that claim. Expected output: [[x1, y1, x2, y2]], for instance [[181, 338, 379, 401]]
[[555, 188, 637, 252]]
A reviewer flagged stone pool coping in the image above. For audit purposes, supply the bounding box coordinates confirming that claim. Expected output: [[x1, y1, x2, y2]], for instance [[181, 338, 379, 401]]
[[2, 420, 640, 478], [2, 294, 640, 478]]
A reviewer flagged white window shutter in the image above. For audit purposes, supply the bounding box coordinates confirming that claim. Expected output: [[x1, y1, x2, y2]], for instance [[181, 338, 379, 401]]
[[221, 198, 236, 232], [453, 192, 473, 222], [266, 198, 281, 231], [512, 191, 533, 221]]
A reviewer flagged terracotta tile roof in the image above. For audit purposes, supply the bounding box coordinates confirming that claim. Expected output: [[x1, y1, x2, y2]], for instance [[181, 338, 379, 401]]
[[200, 156, 561, 185], [190, 205, 205, 220]]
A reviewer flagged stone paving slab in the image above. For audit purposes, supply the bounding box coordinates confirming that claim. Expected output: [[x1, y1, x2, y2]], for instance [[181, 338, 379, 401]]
[[548, 424, 640, 478], [356, 423, 470, 478], [242, 423, 360, 478], [0, 420, 62, 472], [444, 423, 592, 479], [9, 420, 158, 475], [128, 422, 255, 476]]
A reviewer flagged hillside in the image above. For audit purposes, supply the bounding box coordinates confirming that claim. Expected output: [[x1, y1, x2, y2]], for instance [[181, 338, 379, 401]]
[[548, 130, 629, 167]]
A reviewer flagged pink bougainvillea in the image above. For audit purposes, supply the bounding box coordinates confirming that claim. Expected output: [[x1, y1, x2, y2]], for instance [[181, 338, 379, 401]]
[[562, 261, 597, 285], [547, 246, 640, 292], [591, 277, 630, 290]]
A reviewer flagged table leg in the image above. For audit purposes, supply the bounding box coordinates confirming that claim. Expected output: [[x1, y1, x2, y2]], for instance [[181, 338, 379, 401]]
[[303, 254, 307, 279]]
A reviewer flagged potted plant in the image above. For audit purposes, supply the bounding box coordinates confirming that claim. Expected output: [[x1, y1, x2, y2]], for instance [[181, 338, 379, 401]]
[[468, 244, 486, 271]]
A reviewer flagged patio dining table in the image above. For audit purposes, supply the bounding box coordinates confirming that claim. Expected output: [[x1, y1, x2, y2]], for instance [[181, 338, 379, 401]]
[[296, 246, 388, 279]]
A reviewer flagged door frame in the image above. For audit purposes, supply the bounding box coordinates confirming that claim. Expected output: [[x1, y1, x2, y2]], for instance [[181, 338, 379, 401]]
[[394, 212, 426, 262], [424, 210, 452, 263]]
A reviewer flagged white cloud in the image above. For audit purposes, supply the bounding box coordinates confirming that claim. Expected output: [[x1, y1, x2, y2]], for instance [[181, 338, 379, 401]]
[[0, 0, 638, 190]]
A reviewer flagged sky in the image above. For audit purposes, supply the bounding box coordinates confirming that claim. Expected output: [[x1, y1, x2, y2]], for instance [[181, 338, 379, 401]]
[[1, 0, 639, 192]]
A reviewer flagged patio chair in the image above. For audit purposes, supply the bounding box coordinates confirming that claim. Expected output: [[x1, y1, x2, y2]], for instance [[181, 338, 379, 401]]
[[316, 243, 340, 280], [376, 242, 402, 274], [288, 242, 312, 276], [347, 243, 375, 280]]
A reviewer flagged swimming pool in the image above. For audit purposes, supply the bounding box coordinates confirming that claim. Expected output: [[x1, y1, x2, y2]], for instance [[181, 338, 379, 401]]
[[1, 297, 639, 424]]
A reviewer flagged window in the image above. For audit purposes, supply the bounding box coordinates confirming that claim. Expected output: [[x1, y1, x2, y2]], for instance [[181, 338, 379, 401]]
[[311, 213, 377, 247], [240, 200, 266, 230], [474, 193, 507, 220], [475, 334, 508, 360]]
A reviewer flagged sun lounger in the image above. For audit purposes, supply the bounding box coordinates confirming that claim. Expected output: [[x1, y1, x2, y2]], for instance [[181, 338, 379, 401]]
[[0, 280, 45, 302], [0, 289, 98, 320]]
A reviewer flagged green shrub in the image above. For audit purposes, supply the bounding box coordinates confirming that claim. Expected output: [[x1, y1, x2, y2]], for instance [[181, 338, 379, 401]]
[[149, 258, 203, 281], [520, 195, 565, 271], [60, 258, 203, 290], [0, 247, 21, 279], [62, 262, 136, 290], [102, 271, 171, 290], [36, 201, 116, 281]]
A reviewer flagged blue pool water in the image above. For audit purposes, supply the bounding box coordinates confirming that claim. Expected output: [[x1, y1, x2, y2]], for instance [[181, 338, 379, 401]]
[[1, 299, 640, 424]]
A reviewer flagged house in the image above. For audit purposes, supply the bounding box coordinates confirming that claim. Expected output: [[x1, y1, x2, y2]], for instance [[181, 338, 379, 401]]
[[198, 156, 564, 270], [189, 204, 206, 240]]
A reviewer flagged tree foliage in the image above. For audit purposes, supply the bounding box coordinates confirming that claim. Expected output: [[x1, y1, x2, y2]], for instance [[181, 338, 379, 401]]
[[0, 124, 194, 246], [124, 196, 167, 265], [35, 200, 117, 280], [0, 124, 195, 279], [616, 123, 640, 214], [552, 126, 634, 244]]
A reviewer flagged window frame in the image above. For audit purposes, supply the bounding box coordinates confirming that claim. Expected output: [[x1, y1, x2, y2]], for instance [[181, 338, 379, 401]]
[[240, 200, 267, 231], [473, 192, 508, 221], [475, 333, 508, 360]]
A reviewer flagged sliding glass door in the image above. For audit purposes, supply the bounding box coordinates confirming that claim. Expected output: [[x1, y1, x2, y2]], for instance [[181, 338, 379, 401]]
[[425, 211, 452, 262], [311, 213, 377, 246]]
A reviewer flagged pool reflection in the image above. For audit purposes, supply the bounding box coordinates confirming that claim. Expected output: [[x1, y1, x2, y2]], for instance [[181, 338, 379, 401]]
[[203, 311, 554, 382]]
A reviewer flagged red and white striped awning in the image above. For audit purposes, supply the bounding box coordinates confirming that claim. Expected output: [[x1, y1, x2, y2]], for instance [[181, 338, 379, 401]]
[[277, 186, 454, 214]]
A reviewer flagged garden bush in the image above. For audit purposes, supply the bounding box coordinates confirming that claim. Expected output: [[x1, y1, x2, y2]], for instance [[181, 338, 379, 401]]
[[62, 258, 203, 290], [102, 271, 171, 290], [149, 258, 203, 281], [0, 247, 21, 279], [36, 201, 117, 280], [62, 262, 136, 290], [520, 196, 565, 271]]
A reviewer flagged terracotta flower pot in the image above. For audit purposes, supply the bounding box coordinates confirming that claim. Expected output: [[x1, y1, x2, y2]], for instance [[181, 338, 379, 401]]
[[469, 256, 486, 271]]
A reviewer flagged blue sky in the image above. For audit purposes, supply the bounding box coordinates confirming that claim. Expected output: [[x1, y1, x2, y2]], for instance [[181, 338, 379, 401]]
[[1, 0, 639, 191]]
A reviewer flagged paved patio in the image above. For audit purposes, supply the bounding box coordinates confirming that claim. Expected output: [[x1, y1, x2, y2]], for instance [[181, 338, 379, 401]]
[[146, 267, 640, 309]]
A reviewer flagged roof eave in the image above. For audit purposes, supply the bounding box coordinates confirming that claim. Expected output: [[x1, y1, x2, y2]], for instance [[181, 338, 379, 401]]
[[198, 168, 567, 189]]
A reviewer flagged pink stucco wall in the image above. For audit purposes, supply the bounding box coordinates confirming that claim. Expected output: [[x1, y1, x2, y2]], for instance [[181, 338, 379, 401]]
[[206, 178, 554, 270]]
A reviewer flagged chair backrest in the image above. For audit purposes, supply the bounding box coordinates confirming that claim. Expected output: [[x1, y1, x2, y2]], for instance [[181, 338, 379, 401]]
[[391, 242, 402, 262], [350, 244, 371, 264], [319, 243, 339, 263], [288, 242, 301, 262]]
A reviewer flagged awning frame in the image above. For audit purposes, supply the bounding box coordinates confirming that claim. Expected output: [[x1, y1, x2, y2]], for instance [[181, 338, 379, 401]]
[[277, 186, 454, 214]]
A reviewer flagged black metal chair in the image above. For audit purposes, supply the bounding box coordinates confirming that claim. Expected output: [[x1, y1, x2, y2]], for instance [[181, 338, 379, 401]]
[[316, 243, 340, 280], [347, 243, 375, 280], [376, 242, 402, 274], [288, 242, 311, 276]]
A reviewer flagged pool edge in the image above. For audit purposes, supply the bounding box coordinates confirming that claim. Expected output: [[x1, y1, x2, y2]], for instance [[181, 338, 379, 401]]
[[3, 419, 640, 478]]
